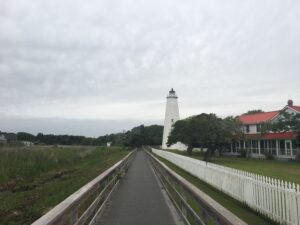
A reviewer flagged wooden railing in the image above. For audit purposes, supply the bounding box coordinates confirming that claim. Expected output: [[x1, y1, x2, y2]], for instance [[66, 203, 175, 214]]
[[146, 150, 247, 225], [32, 150, 135, 225]]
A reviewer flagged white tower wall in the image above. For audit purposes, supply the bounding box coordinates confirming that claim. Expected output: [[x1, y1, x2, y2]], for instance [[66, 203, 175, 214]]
[[162, 89, 187, 151]]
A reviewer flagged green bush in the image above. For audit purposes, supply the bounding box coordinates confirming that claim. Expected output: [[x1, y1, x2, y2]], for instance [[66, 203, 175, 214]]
[[263, 151, 274, 160], [295, 151, 300, 163], [239, 149, 250, 158]]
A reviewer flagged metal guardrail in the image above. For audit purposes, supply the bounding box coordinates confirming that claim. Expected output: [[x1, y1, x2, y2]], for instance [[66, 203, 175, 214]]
[[146, 150, 247, 225], [32, 150, 135, 225]]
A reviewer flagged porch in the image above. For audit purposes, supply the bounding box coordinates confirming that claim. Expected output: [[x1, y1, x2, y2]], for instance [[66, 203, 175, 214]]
[[229, 139, 299, 159]]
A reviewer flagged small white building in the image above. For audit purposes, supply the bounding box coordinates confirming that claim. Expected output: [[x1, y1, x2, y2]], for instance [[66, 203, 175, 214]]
[[0, 134, 7, 144], [21, 141, 34, 147], [106, 142, 112, 147]]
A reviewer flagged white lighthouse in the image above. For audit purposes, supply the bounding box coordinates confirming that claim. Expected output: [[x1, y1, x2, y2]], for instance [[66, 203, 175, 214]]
[[162, 88, 187, 150]]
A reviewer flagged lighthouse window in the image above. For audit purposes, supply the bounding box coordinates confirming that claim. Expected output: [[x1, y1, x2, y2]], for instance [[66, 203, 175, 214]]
[[171, 119, 174, 123]]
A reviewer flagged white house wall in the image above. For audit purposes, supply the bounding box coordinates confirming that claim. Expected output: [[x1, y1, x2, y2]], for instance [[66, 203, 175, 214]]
[[243, 124, 257, 134]]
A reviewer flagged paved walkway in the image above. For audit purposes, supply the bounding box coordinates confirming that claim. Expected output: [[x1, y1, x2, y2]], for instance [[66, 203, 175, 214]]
[[98, 150, 177, 225]]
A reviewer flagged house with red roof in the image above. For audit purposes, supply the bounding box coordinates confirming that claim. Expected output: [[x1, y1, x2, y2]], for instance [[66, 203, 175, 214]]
[[230, 100, 300, 159]]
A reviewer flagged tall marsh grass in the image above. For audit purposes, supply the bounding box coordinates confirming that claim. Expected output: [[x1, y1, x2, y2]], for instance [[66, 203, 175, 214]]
[[0, 146, 119, 185]]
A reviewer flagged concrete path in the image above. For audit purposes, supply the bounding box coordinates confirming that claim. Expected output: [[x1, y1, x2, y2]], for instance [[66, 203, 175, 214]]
[[97, 150, 178, 225]]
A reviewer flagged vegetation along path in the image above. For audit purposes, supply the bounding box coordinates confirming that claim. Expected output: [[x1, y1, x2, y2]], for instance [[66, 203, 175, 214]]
[[0, 146, 128, 225]]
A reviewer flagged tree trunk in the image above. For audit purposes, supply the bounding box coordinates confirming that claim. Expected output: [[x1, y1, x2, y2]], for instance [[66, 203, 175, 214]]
[[187, 145, 193, 155], [204, 148, 210, 162]]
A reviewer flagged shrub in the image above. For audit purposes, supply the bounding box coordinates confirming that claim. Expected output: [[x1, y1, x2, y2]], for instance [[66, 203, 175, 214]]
[[295, 151, 300, 163], [264, 151, 274, 160], [239, 149, 250, 158]]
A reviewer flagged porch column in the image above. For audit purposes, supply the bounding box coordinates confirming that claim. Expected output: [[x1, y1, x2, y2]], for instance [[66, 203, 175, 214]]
[[231, 143, 233, 153], [243, 141, 246, 150], [276, 140, 279, 156], [250, 140, 252, 153], [285, 141, 287, 156], [258, 140, 261, 155]]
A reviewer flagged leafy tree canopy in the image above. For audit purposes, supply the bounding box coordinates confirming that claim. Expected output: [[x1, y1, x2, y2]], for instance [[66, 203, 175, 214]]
[[124, 125, 163, 147], [167, 113, 241, 156], [243, 109, 264, 115], [8, 124, 163, 147], [270, 111, 300, 132], [268, 111, 300, 146]]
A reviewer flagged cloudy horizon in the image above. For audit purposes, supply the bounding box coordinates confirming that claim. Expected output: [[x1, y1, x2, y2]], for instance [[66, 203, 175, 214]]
[[1, 0, 299, 136]]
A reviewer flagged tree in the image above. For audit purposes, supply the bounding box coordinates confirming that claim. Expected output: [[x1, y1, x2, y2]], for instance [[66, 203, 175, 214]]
[[270, 111, 300, 132], [2, 123, 163, 147], [143, 125, 163, 146], [269, 111, 300, 148], [167, 113, 241, 158], [126, 125, 146, 147], [243, 109, 264, 115], [17, 132, 36, 142], [123, 124, 163, 147]]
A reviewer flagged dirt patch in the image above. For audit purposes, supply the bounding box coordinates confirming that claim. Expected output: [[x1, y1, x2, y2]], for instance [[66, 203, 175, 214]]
[[0, 177, 24, 192], [12, 183, 37, 193], [41, 170, 73, 184], [0, 170, 72, 193]]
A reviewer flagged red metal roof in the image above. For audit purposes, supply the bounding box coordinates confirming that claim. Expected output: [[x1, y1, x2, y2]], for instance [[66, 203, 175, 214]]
[[239, 111, 279, 125], [233, 132, 298, 140], [290, 105, 300, 112]]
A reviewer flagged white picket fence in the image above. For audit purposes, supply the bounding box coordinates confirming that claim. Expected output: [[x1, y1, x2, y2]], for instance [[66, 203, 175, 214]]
[[152, 148, 300, 225]]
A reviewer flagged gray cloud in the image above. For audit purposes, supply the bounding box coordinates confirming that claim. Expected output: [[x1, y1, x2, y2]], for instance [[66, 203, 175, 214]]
[[0, 0, 300, 135]]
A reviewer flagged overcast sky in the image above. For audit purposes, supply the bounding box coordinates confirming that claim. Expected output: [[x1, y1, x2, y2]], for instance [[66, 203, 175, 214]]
[[0, 0, 299, 136]]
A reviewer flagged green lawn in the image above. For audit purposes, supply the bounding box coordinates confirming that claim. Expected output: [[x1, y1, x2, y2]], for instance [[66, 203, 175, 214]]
[[154, 154, 277, 225], [168, 150, 300, 185], [0, 145, 129, 225]]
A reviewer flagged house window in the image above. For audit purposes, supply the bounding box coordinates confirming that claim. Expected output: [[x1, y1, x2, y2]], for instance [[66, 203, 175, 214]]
[[257, 124, 261, 133], [246, 125, 250, 133]]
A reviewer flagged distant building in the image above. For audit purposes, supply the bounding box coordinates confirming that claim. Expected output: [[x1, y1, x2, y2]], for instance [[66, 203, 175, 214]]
[[21, 141, 34, 147], [0, 134, 7, 144], [4, 133, 17, 143], [107, 142, 112, 147], [231, 100, 300, 159]]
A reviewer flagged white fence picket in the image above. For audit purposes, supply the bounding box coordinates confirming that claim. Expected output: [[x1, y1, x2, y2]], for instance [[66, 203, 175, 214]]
[[152, 148, 299, 225]]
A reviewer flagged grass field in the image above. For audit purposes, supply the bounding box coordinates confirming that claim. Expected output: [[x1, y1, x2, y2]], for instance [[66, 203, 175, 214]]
[[155, 154, 276, 225], [0, 145, 129, 225], [168, 150, 300, 184]]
